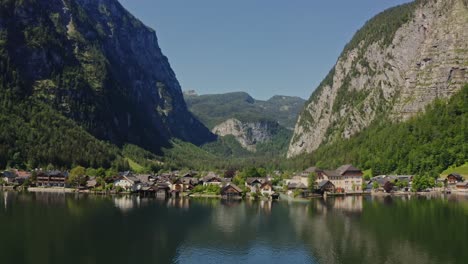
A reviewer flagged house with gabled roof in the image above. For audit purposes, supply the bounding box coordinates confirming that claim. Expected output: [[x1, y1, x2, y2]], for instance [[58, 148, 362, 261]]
[[317, 180, 335, 193], [36, 171, 68, 187], [447, 173, 464, 185], [114, 172, 141, 192], [320, 165, 363, 193], [202, 172, 223, 186], [1, 171, 16, 184], [259, 182, 275, 196], [301, 167, 323, 177], [456, 181, 468, 190], [221, 183, 243, 198], [245, 177, 267, 192]]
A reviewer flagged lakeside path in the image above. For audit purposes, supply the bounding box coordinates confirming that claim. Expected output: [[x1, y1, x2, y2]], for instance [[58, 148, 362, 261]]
[[28, 187, 75, 193]]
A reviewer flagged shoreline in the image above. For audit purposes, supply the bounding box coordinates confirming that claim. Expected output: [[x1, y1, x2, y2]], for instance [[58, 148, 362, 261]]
[[2, 187, 466, 200], [27, 187, 76, 193]]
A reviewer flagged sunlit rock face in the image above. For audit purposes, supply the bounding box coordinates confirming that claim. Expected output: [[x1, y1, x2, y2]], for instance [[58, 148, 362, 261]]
[[212, 119, 280, 151], [289, 0, 468, 157]]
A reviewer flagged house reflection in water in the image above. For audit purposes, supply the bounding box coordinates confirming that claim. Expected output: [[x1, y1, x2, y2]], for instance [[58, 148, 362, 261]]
[[259, 200, 272, 214], [329, 196, 363, 213], [167, 198, 190, 209], [315, 196, 364, 216], [113, 196, 141, 212]]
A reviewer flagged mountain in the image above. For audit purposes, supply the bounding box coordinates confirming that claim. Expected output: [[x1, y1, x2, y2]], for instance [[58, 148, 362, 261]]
[[184, 92, 305, 130], [296, 84, 467, 176], [289, 0, 468, 158], [184, 91, 305, 153], [212, 119, 285, 151], [0, 0, 214, 168]]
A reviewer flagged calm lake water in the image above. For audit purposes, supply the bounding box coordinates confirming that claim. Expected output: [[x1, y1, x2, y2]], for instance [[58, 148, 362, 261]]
[[0, 192, 467, 264]]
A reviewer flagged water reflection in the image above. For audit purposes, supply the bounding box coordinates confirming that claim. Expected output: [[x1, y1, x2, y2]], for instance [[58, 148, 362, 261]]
[[0, 192, 466, 264], [113, 195, 141, 212]]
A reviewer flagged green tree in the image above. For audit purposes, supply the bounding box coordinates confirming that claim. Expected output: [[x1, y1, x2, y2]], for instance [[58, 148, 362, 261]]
[[94, 168, 106, 178], [68, 166, 87, 187], [30, 171, 37, 184], [361, 182, 368, 191], [308, 172, 316, 192], [233, 175, 245, 186], [372, 181, 379, 190], [412, 175, 436, 192]]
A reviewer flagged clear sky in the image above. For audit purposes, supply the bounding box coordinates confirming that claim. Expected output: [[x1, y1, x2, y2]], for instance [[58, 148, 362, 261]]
[[118, 0, 413, 100]]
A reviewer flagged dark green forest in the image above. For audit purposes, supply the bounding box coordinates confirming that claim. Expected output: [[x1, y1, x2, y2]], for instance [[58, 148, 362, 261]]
[[0, 85, 466, 175], [0, 97, 121, 169]]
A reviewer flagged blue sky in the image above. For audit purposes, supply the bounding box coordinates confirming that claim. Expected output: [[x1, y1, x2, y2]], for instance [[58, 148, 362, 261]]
[[119, 0, 412, 100]]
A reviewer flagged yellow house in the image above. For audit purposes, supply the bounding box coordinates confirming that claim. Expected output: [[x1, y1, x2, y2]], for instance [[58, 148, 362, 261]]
[[319, 165, 363, 193]]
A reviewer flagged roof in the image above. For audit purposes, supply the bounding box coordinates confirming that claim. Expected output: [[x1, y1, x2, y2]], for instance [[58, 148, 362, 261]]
[[39, 171, 68, 177], [336, 164, 361, 175], [396, 175, 413, 181], [156, 183, 171, 189], [134, 174, 153, 184], [318, 180, 334, 188], [448, 173, 464, 181], [2, 171, 16, 178], [86, 179, 97, 188], [260, 182, 273, 189], [202, 172, 222, 182], [182, 171, 198, 178], [120, 171, 133, 177], [371, 176, 390, 186], [122, 175, 141, 184], [288, 182, 307, 189], [13, 170, 31, 178], [222, 183, 243, 193], [322, 170, 341, 177], [456, 181, 468, 187], [246, 177, 266, 185], [303, 167, 322, 174]]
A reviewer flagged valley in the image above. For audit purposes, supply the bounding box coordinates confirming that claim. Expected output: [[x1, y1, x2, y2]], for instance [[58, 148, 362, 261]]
[[0, 0, 466, 182]]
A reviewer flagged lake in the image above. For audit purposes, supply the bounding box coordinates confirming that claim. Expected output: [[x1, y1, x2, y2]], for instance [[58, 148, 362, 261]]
[[0, 192, 467, 264]]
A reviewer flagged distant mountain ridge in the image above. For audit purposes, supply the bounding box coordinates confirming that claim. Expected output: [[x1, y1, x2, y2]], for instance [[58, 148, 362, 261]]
[[184, 91, 305, 130], [184, 91, 305, 154]]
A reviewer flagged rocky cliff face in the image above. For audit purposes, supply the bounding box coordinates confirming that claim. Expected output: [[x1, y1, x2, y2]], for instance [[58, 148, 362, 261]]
[[0, 0, 214, 152], [288, 0, 468, 157], [212, 119, 280, 151]]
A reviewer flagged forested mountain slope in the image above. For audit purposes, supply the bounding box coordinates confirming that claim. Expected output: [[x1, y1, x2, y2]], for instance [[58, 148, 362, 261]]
[[289, 0, 468, 157], [0, 0, 214, 168], [297, 84, 467, 177]]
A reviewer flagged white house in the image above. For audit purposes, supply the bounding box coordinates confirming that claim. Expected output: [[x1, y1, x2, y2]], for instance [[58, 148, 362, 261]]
[[260, 182, 275, 196], [114, 173, 141, 192]]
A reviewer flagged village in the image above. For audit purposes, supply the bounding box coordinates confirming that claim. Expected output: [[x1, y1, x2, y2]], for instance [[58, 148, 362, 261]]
[[1, 164, 467, 200]]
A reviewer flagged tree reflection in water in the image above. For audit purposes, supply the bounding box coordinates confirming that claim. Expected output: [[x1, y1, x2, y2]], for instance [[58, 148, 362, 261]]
[[0, 192, 466, 264]]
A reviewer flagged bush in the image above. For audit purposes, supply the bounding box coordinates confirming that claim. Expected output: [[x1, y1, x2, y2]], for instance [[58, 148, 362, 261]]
[[372, 182, 379, 190], [412, 175, 436, 192], [191, 185, 205, 193], [206, 184, 221, 195], [293, 189, 303, 198]]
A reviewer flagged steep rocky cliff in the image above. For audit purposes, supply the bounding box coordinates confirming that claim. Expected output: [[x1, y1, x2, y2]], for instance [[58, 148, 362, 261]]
[[212, 119, 282, 151], [0, 0, 214, 153], [288, 0, 468, 157]]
